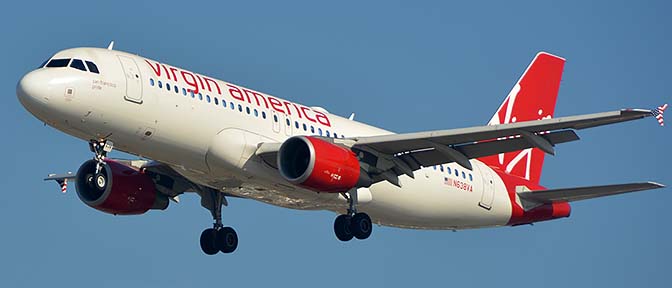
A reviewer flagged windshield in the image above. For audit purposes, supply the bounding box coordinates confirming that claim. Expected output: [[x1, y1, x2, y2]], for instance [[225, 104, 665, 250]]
[[45, 58, 71, 68]]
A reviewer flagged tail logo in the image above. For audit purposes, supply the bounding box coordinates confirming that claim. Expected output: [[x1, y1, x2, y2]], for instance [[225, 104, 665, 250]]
[[488, 83, 552, 181]]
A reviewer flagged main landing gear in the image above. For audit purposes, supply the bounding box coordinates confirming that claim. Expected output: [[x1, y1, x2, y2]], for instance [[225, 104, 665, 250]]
[[199, 189, 238, 255], [334, 189, 373, 242]]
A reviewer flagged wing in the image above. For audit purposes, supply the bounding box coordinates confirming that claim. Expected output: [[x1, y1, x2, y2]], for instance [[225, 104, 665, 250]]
[[256, 108, 655, 186], [349, 109, 653, 184]]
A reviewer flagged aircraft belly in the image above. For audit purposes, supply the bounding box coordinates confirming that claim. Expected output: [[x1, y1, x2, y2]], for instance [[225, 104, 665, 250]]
[[359, 168, 513, 230]]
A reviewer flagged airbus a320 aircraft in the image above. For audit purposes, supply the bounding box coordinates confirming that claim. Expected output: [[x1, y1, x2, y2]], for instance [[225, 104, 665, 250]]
[[17, 43, 666, 255]]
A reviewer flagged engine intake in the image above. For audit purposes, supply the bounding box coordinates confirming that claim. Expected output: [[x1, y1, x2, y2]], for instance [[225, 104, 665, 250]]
[[278, 136, 370, 193], [75, 159, 168, 215]]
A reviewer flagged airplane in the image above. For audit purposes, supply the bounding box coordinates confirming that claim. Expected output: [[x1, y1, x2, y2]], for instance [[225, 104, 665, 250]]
[[17, 43, 666, 255]]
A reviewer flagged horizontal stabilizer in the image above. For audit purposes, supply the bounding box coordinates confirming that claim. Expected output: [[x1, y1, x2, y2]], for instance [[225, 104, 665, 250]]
[[518, 182, 665, 204]]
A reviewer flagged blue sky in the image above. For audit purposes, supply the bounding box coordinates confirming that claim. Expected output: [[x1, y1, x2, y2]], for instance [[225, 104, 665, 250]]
[[1, 1, 670, 287]]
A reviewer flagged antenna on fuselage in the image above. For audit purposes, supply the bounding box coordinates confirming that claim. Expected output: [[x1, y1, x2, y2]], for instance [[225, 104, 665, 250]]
[[107, 41, 115, 50], [348, 113, 355, 120]]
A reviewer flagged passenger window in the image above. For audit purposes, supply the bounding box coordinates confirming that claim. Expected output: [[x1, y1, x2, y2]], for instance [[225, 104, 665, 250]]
[[198, 93, 203, 100], [440, 165, 444, 172], [46, 58, 70, 68], [206, 95, 211, 103], [150, 78, 155, 86], [273, 115, 278, 122], [469, 174, 473, 181], [230, 102, 235, 110], [303, 123, 307, 131], [295, 121, 299, 129], [254, 109, 258, 117], [166, 83, 171, 91], [70, 59, 87, 71], [158, 81, 163, 88], [334, 133, 338, 138], [238, 104, 243, 112], [462, 171, 466, 179], [190, 90, 195, 98], [447, 167, 451, 174], [85, 61, 100, 74], [182, 88, 187, 96], [318, 128, 323, 136], [262, 111, 267, 119], [174, 85, 179, 93], [286, 118, 291, 126], [246, 107, 250, 114], [454, 169, 459, 176], [214, 98, 219, 105], [433, 166, 437, 170], [310, 126, 315, 133]]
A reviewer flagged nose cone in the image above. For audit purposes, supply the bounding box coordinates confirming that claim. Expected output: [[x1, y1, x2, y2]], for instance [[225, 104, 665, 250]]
[[17, 70, 50, 116]]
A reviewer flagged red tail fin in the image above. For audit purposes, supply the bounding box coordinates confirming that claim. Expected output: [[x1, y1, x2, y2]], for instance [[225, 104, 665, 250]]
[[478, 52, 565, 184]]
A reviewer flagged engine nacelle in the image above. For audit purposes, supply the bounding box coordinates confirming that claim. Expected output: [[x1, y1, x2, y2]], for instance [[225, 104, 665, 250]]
[[278, 136, 370, 193], [75, 159, 168, 215]]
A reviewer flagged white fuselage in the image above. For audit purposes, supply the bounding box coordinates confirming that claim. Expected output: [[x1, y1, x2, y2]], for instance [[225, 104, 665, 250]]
[[18, 47, 515, 229]]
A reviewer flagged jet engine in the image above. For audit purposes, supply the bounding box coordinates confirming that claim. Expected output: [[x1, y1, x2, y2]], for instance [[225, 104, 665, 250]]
[[277, 136, 370, 193], [75, 159, 168, 215]]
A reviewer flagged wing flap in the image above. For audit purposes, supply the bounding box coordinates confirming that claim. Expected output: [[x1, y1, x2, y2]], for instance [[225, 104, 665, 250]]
[[518, 182, 665, 203], [407, 130, 579, 167]]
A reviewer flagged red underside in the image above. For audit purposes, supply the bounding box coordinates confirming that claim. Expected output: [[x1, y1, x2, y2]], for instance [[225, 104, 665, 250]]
[[491, 168, 571, 225]]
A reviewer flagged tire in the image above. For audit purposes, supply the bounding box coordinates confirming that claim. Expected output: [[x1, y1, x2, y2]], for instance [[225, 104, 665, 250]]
[[217, 227, 238, 254], [200, 228, 219, 255], [334, 215, 353, 242], [94, 173, 107, 191], [351, 213, 373, 240]]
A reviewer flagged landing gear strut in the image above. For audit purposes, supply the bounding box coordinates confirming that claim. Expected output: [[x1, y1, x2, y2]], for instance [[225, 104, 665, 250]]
[[85, 139, 114, 192], [199, 189, 238, 255], [88, 139, 114, 174], [334, 189, 372, 242]]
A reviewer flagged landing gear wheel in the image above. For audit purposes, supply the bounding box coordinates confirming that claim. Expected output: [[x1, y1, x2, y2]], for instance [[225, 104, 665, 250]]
[[217, 227, 238, 253], [334, 215, 354, 242], [94, 172, 107, 191], [351, 213, 372, 240], [200, 228, 218, 255]]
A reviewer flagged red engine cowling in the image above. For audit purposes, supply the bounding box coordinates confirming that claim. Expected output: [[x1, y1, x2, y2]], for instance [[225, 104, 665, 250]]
[[75, 159, 168, 215], [277, 136, 370, 193]]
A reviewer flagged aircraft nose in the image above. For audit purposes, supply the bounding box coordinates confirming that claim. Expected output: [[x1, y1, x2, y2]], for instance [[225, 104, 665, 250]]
[[17, 70, 49, 113]]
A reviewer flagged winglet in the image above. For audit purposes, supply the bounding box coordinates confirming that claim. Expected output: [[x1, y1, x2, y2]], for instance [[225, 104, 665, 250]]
[[652, 103, 667, 126], [45, 172, 76, 194]]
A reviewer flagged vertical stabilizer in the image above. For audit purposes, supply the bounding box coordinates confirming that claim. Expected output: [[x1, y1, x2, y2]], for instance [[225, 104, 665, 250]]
[[478, 52, 565, 184]]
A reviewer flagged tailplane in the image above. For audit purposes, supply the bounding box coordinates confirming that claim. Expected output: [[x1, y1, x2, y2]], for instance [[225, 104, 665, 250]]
[[478, 52, 566, 184]]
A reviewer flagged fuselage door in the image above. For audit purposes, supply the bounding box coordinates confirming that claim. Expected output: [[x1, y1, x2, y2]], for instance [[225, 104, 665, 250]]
[[478, 165, 495, 210], [284, 114, 293, 136], [117, 55, 143, 104]]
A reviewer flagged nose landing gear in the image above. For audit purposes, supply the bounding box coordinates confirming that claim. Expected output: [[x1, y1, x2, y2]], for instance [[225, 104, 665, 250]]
[[334, 189, 373, 242]]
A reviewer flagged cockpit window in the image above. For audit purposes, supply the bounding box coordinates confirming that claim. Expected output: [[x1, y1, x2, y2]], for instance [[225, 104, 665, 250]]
[[70, 59, 87, 71], [46, 58, 71, 68], [85, 61, 100, 74]]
